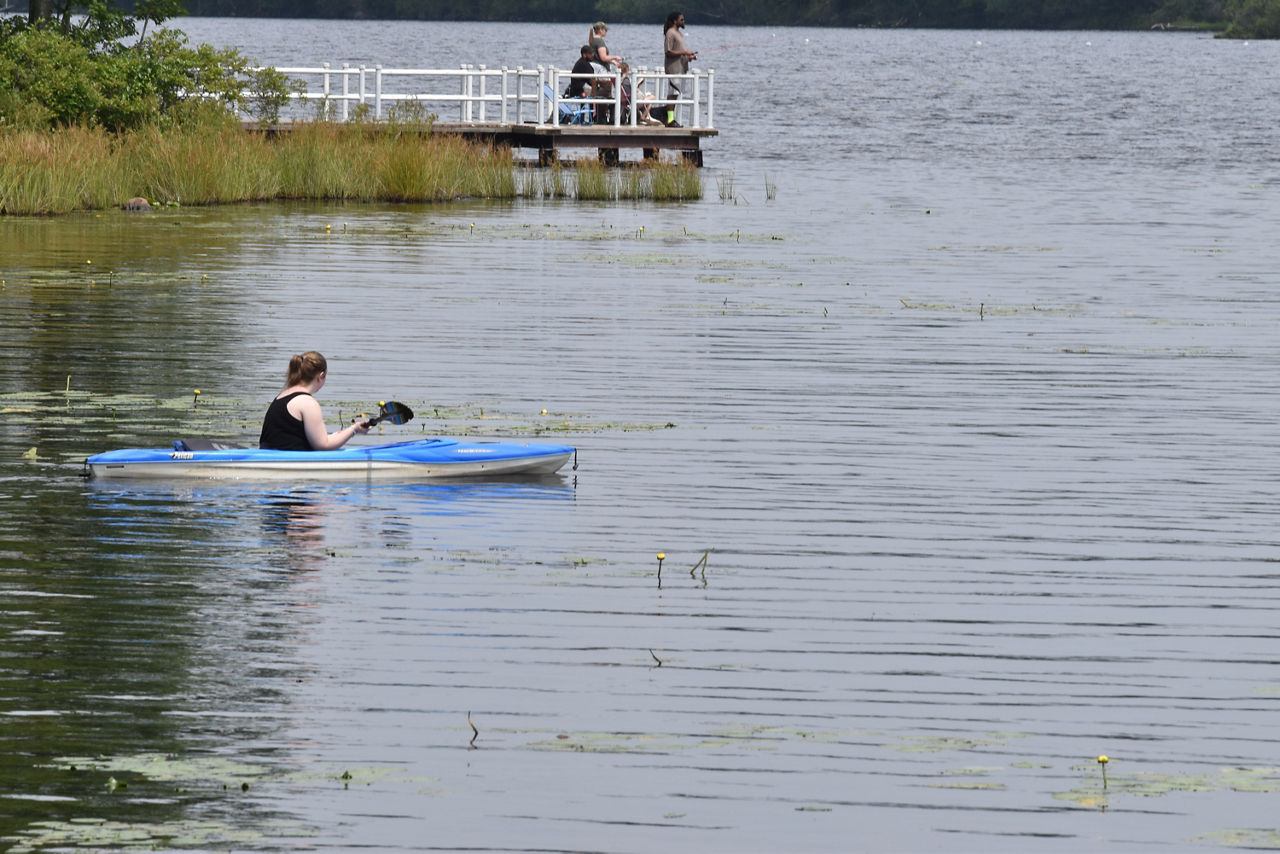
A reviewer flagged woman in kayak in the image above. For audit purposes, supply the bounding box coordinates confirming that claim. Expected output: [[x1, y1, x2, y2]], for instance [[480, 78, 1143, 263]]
[[259, 351, 370, 450]]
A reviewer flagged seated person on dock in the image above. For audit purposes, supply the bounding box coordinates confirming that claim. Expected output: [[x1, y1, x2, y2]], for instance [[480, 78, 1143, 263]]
[[618, 62, 663, 126], [568, 43, 611, 123], [568, 44, 599, 100]]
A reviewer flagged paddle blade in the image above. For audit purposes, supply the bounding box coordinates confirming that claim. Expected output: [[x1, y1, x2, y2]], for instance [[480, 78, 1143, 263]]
[[365, 400, 414, 427]]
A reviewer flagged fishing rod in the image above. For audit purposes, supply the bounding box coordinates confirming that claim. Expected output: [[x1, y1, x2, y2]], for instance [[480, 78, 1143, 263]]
[[692, 35, 778, 53]]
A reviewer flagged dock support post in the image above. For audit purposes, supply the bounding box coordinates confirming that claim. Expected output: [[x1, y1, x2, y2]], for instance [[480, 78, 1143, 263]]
[[537, 65, 547, 124], [321, 62, 331, 119], [706, 69, 714, 129], [461, 64, 472, 122], [341, 63, 350, 121], [500, 66, 510, 123]]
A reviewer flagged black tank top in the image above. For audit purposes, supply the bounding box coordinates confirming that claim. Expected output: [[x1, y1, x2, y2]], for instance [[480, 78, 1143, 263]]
[[258, 392, 313, 450]]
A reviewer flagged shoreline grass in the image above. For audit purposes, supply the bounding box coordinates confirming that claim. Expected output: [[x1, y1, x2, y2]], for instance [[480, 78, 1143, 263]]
[[0, 122, 701, 215]]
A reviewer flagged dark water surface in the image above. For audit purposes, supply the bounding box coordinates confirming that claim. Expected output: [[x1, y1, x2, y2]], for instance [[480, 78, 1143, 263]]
[[4, 22, 1280, 852]]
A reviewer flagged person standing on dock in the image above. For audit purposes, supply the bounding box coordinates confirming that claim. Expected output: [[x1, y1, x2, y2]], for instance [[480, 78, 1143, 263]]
[[590, 22, 623, 69], [663, 11, 696, 127], [589, 22, 622, 123]]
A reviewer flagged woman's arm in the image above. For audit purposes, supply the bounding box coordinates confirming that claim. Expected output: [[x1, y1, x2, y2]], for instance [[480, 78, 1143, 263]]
[[294, 395, 369, 450], [597, 44, 621, 66]]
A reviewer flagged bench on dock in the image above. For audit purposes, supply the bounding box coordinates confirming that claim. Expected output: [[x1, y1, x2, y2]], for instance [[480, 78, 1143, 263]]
[[243, 63, 717, 165]]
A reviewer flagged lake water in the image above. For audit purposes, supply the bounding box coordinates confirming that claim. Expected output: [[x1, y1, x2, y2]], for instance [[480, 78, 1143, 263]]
[[4, 20, 1280, 853]]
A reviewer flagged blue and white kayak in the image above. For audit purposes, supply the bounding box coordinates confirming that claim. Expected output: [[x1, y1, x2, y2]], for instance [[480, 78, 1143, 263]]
[[86, 437, 576, 481]]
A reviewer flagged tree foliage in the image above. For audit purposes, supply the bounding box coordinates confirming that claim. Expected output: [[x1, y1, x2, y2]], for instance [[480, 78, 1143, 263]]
[[0, 0, 295, 129], [143, 0, 1266, 34], [1220, 0, 1280, 35], [116, 0, 1220, 28]]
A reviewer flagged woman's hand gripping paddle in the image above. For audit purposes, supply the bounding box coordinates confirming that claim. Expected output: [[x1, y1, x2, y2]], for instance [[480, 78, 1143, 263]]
[[357, 401, 415, 428]]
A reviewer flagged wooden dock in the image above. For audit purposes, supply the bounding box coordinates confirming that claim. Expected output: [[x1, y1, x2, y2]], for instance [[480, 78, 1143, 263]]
[[242, 64, 717, 166], [434, 122, 716, 166]]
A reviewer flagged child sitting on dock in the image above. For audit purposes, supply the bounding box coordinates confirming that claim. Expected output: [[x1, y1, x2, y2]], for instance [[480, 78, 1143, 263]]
[[618, 62, 664, 126]]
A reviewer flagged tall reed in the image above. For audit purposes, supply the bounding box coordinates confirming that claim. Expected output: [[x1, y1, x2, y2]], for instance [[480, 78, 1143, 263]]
[[518, 163, 569, 199], [274, 121, 369, 200], [650, 161, 702, 202], [372, 132, 517, 201], [573, 157, 612, 201], [119, 124, 278, 204], [1, 122, 702, 214], [0, 127, 128, 215]]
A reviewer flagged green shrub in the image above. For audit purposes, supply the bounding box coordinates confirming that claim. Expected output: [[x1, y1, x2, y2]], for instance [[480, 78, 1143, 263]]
[[1220, 0, 1280, 35], [0, 13, 290, 131], [0, 28, 103, 128]]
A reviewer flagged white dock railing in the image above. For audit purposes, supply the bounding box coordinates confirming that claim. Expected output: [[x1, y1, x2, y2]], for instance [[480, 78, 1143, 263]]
[[255, 64, 715, 130]]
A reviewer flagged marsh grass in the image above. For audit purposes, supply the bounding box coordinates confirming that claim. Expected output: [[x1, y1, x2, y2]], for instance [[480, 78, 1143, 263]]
[[121, 124, 278, 204], [650, 161, 701, 201], [0, 128, 127, 214], [573, 157, 612, 201], [1, 122, 700, 215], [518, 163, 573, 199], [534, 157, 699, 202], [716, 170, 736, 202], [275, 121, 365, 199]]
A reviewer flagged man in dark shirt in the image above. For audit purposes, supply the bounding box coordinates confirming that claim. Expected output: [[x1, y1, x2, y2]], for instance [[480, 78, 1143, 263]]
[[567, 44, 598, 99]]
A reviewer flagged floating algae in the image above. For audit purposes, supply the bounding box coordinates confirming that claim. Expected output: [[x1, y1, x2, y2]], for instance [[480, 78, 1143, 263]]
[[926, 782, 1007, 790], [283, 764, 441, 793], [1053, 765, 1280, 808], [527, 723, 889, 755], [527, 730, 697, 754], [1195, 829, 1280, 848], [5, 754, 293, 854], [45, 752, 269, 787], [1, 817, 310, 853], [4, 755, 441, 851], [892, 732, 1027, 754]]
